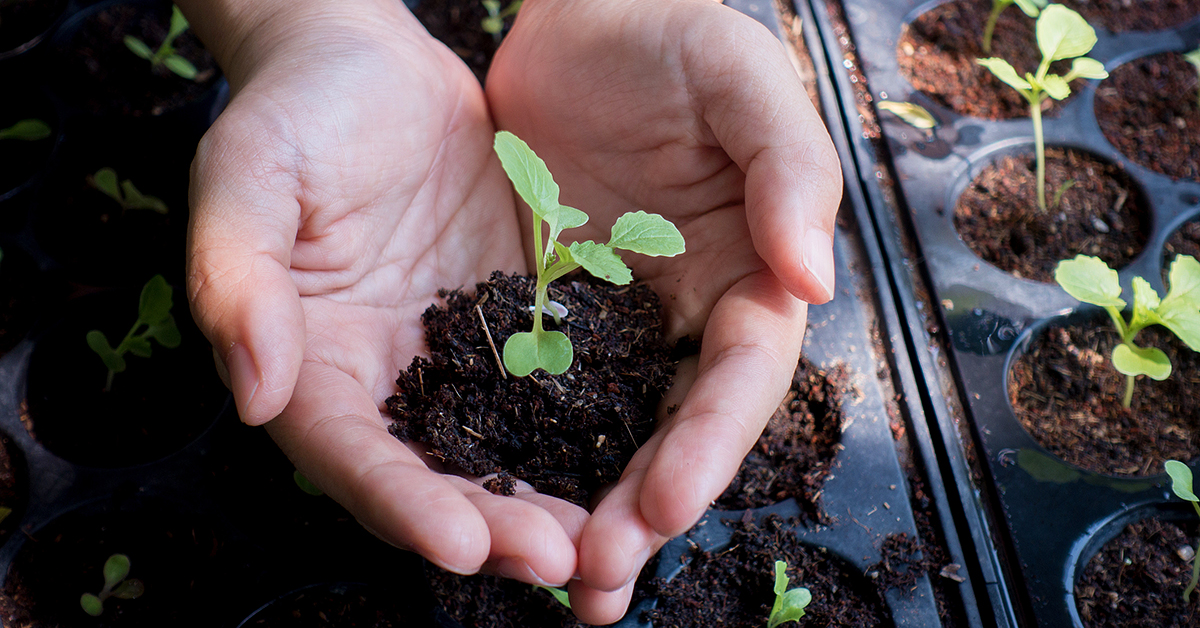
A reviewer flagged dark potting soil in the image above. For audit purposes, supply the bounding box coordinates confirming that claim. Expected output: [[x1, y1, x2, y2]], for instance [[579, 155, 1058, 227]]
[[645, 513, 891, 628], [953, 147, 1149, 283], [1074, 518, 1200, 627], [1009, 323, 1200, 476], [427, 568, 583, 628], [242, 584, 417, 628], [896, 0, 1079, 120], [1095, 51, 1200, 183], [1063, 0, 1200, 32], [56, 2, 219, 117], [0, 0, 67, 54], [713, 357, 848, 523], [0, 243, 43, 357], [0, 433, 24, 546], [388, 272, 677, 507], [1166, 222, 1200, 284], [413, 0, 509, 84]]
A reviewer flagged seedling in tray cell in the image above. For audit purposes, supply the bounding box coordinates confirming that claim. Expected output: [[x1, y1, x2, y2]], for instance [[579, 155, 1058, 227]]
[[982, 0, 1046, 54], [1185, 46, 1200, 108], [768, 560, 812, 628], [976, 5, 1108, 213], [1165, 460, 1200, 602], [481, 0, 521, 42], [89, 167, 168, 214], [123, 5, 198, 80], [492, 131, 685, 377], [80, 553, 145, 617], [534, 584, 571, 609], [1054, 254, 1200, 408], [0, 118, 51, 142], [86, 274, 181, 392]]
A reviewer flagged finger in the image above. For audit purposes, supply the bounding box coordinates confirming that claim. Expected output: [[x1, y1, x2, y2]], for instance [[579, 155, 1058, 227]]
[[577, 459, 670, 593], [568, 576, 639, 625], [187, 104, 307, 425], [264, 360, 492, 574], [695, 6, 841, 304]]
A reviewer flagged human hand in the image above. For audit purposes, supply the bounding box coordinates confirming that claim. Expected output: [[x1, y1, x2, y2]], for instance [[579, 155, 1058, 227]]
[[182, 0, 584, 588], [487, 0, 841, 621]]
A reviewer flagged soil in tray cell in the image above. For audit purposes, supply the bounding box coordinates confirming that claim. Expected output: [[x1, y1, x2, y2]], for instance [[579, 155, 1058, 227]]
[[241, 583, 420, 628], [714, 356, 848, 523], [388, 272, 678, 508], [645, 513, 891, 628], [1166, 222, 1200, 275], [953, 147, 1149, 283], [1009, 322, 1200, 477], [1061, 0, 1200, 33], [897, 0, 1083, 120], [427, 568, 585, 628], [1095, 51, 1200, 183], [1074, 517, 1200, 627]]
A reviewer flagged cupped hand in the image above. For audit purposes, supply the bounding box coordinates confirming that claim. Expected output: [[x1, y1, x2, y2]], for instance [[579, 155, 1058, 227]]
[[487, 0, 842, 621], [183, 0, 583, 587]]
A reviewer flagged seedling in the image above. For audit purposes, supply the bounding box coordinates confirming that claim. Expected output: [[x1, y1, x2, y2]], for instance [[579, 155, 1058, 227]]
[[89, 167, 169, 214], [0, 118, 51, 141], [1185, 46, 1200, 108], [493, 131, 685, 377], [1054, 254, 1200, 408], [80, 553, 144, 617], [977, 5, 1108, 212], [87, 274, 182, 392], [293, 469, 324, 496], [123, 5, 198, 80], [768, 560, 812, 628], [534, 585, 571, 609], [481, 0, 521, 41], [876, 101, 938, 130], [1165, 460, 1200, 602], [982, 0, 1047, 54]]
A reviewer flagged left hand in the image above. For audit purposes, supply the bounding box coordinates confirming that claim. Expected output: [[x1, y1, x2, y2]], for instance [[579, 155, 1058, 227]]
[[486, 0, 841, 622]]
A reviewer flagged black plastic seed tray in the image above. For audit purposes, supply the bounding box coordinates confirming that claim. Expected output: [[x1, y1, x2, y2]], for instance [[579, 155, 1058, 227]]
[[811, 0, 1200, 625]]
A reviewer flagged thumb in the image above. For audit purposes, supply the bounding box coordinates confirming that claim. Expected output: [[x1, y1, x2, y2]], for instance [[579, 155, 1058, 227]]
[[187, 109, 305, 425], [697, 4, 841, 304]]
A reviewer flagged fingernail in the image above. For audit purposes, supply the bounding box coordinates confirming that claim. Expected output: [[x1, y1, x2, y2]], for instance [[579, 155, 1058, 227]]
[[803, 228, 835, 301], [494, 557, 552, 586], [225, 343, 261, 424]]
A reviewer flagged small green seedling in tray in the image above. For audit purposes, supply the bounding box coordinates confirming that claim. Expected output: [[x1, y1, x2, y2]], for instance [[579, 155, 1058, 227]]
[[80, 553, 144, 617], [86, 274, 181, 392], [0, 118, 51, 141], [1165, 460, 1200, 602], [493, 131, 685, 377], [89, 167, 169, 214], [977, 5, 1108, 213], [1185, 46, 1200, 108], [481, 0, 521, 41], [124, 5, 198, 80], [981, 0, 1046, 54], [534, 584, 571, 609], [768, 560, 812, 627], [1054, 254, 1200, 408]]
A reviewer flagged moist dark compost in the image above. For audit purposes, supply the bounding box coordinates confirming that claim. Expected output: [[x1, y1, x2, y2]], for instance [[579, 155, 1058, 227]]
[[714, 357, 849, 522], [427, 567, 584, 628], [412, 0, 504, 84], [1074, 517, 1200, 627], [388, 272, 677, 506], [242, 584, 417, 628], [1009, 322, 1200, 476], [645, 513, 890, 628], [1063, 0, 1200, 32], [953, 147, 1149, 282], [1095, 51, 1200, 183]]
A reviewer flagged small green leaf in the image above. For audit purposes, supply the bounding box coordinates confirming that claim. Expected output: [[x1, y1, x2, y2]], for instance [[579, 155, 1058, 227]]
[[111, 578, 144, 600], [773, 560, 789, 596], [1132, 276, 1162, 325], [1013, 0, 1047, 17], [87, 330, 127, 373], [138, 275, 174, 323], [977, 58, 1032, 91], [167, 5, 190, 40], [162, 54, 198, 80], [768, 561, 811, 628], [121, 180, 169, 213], [494, 131, 561, 219], [293, 470, 324, 496], [125, 336, 153, 358], [81, 593, 104, 617], [0, 118, 51, 141], [145, 316, 182, 349], [1040, 74, 1071, 100], [482, 0, 501, 12], [92, 168, 122, 203], [1158, 256, 1200, 351], [1111, 343, 1171, 380], [482, 15, 503, 33], [542, 204, 589, 246], [1067, 57, 1108, 80], [534, 585, 572, 609], [1054, 255, 1125, 307], [103, 554, 132, 588], [503, 330, 573, 376], [1036, 5, 1098, 62], [1163, 255, 1200, 306], [1167, 460, 1199, 502], [569, 241, 632, 285], [0, 506, 12, 524], [876, 101, 938, 129], [607, 211, 685, 256], [123, 36, 154, 60]]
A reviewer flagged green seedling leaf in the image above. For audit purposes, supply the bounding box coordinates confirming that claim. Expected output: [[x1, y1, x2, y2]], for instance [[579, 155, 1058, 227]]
[[1051, 179, 1075, 208], [607, 211, 685, 256], [0, 118, 51, 141], [145, 316, 182, 349], [111, 579, 144, 600], [293, 469, 324, 496], [1012, 0, 1047, 17], [977, 58, 1031, 91], [1036, 4, 1098, 62], [168, 5, 190, 40], [1054, 255, 1125, 307], [1132, 276, 1162, 323], [570, 241, 632, 285], [1187, 47, 1200, 70], [494, 131, 561, 217], [121, 180, 169, 213], [1157, 256, 1200, 350], [768, 560, 812, 628], [534, 585, 572, 609], [87, 331, 127, 373], [482, 15, 503, 33], [1167, 460, 1198, 502], [163, 54, 198, 80], [1067, 57, 1108, 80], [81, 593, 104, 617], [0, 506, 11, 524], [542, 204, 589, 245], [876, 101, 938, 129], [503, 330, 572, 376], [92, 168, 122, 203], [1111, 343, 1171, 380], [125, 336, 153, 358], [138, 275, 174, 323], [123, 36, 154, 60], [103, 554, 132, 588], [1041, 74, 1071, 100]]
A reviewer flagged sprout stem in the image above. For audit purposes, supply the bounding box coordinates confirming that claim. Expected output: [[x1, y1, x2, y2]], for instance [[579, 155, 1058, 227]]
[[1122, 373, 1134, 409], [983, 3, 1003, 53], [1186, 500, 1200, 602], [1031, 98, 1047, 212]]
